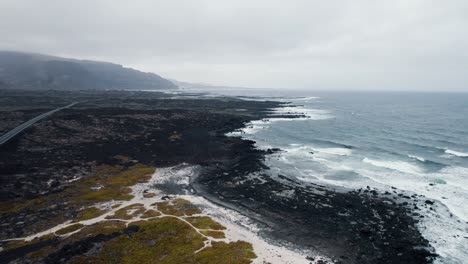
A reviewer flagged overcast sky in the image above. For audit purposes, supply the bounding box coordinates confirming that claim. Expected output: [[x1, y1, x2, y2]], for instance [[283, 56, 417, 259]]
[[1, 0, 467, 91]]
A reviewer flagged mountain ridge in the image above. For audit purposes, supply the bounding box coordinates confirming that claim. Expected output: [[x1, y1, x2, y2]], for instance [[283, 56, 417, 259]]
[[0, 51, 177, 90]]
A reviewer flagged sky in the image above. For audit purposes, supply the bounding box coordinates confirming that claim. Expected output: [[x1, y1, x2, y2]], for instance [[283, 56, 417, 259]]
[[1, 0, 468, 91]]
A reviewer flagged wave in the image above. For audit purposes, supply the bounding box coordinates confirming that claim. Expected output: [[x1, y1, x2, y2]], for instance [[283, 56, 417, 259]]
[[236, 96, 281, 102], [314, 147, 352, 156], [286, 96, 320, 101], [405, 154, 447, 168], [407, 154, 426, 162], [362, 158, 423, 174], [379, 137, 441, 153], [433, 166, 468, 194], [444, 149, 468, 157], [228, 120, 270, 136], [228, 105, 333, 136], [285, 145, 352, 157]]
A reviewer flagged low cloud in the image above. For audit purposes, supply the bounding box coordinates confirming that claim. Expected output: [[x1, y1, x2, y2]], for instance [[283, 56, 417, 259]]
[[1, 0, 467, 91]]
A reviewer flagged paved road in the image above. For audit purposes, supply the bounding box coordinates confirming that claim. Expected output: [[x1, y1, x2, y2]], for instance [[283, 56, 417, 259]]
[[0, 102, 79, 145]]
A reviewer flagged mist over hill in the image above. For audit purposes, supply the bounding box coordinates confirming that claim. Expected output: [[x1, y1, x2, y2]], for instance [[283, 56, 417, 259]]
[[0, 51, 177, 90]]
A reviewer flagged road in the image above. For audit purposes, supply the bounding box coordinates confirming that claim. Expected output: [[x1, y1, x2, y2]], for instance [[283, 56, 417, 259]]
[[0, 102, 79, 145]]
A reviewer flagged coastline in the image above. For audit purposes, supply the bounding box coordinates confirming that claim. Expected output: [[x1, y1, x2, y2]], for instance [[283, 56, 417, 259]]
[[192, 98, 437, 263], [0, 89, 437, 263], [0, 89, 308, 263]]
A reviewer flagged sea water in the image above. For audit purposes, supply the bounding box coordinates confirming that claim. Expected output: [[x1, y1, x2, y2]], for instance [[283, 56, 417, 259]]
[[213, 89, 467, 264]]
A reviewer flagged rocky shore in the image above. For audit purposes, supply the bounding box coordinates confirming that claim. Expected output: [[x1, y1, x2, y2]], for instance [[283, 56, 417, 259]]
[[0, 89, 435, 263]]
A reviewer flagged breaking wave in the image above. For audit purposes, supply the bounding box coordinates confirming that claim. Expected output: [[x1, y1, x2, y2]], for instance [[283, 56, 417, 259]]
[[444, 149, 468, 157], [362, 158, 423, 174]]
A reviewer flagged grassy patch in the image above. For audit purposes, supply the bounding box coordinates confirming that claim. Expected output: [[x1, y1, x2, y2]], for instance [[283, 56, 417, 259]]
[[81, 187, 133, 202], [154, 198, 201, 216], [75, 207, 107, 221], [106, 203, 145, 220], [140, 209, 161, 218], [67, 217, 255, 264], [200, 230, 226, 239], [0, 196, 46, 215], [67, 221, 127, 241], [71, 164, 155, 203], [195, 241, 256, 264], [69, 217, 206, 264], [0, 164, 155, 217], [1, 164, 257, 264], [3, 234, 56, 251], [185, 216, 226, 230], [26, 245, 55, 260], [55, 224, 84, 235]]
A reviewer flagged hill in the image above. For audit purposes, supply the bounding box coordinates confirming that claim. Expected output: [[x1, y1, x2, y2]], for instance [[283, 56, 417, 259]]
[[0, 51, 177, 90]]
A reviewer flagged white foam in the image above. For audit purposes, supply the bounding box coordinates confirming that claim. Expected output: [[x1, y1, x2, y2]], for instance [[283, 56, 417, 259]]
[[237, 96, 320, 103], [270, 106, 333, 120], [227, 120, 270, 136], [329, 163, 468, 263], [284, 145, 352, 158], [287, 96, 320, 101], [227, 94, 468, 263], [315, 148, 352, 156], [151, 164, 194, 186], [408, 154, 426, 162], [227, 105, 332, 137], [415, 200, 468, 264], [428, 166, 468, 220], [280, 151, 468, 263], [362, 158, 423, 174], [445, 149, 468, 157]]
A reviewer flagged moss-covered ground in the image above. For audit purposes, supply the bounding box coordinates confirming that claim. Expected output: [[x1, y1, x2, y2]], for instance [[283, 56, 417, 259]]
[[0, 164, 154, 216], [67, 217, 255, 264], [75, 207, 107, 221], [55, 224, 84, 235], [0, 164, 257, 263]]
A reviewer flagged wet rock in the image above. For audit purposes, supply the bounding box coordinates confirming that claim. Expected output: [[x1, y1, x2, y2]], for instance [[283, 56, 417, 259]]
[[360, 226, 372, 235], [425, 200, 434, 205]]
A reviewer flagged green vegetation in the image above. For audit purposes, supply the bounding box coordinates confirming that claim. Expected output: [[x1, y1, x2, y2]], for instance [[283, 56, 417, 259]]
[[67, 217, 256, 264], [0, 164, 257, 263], [75, 207, 107, 221], [140, 209, 161, 218], [55, 224, 84, 235], [185, 216, 226, 230], [0, 196, 46, 215], [26, 245, 55, 260], [0, 164, 155, 216], [195, 241, 256, 264], [200, 230, 226, 239], [68, 221, 127, 239], [69, 217, 205, 264], [106, 203, 145, 220], [73, 164, 155, 203], [3, 234, 56, 251], [154, 198, 202, 216]]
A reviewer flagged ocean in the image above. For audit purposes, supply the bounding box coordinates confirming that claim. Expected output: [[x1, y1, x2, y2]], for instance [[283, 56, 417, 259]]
[[205, 89, 468, 263]]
